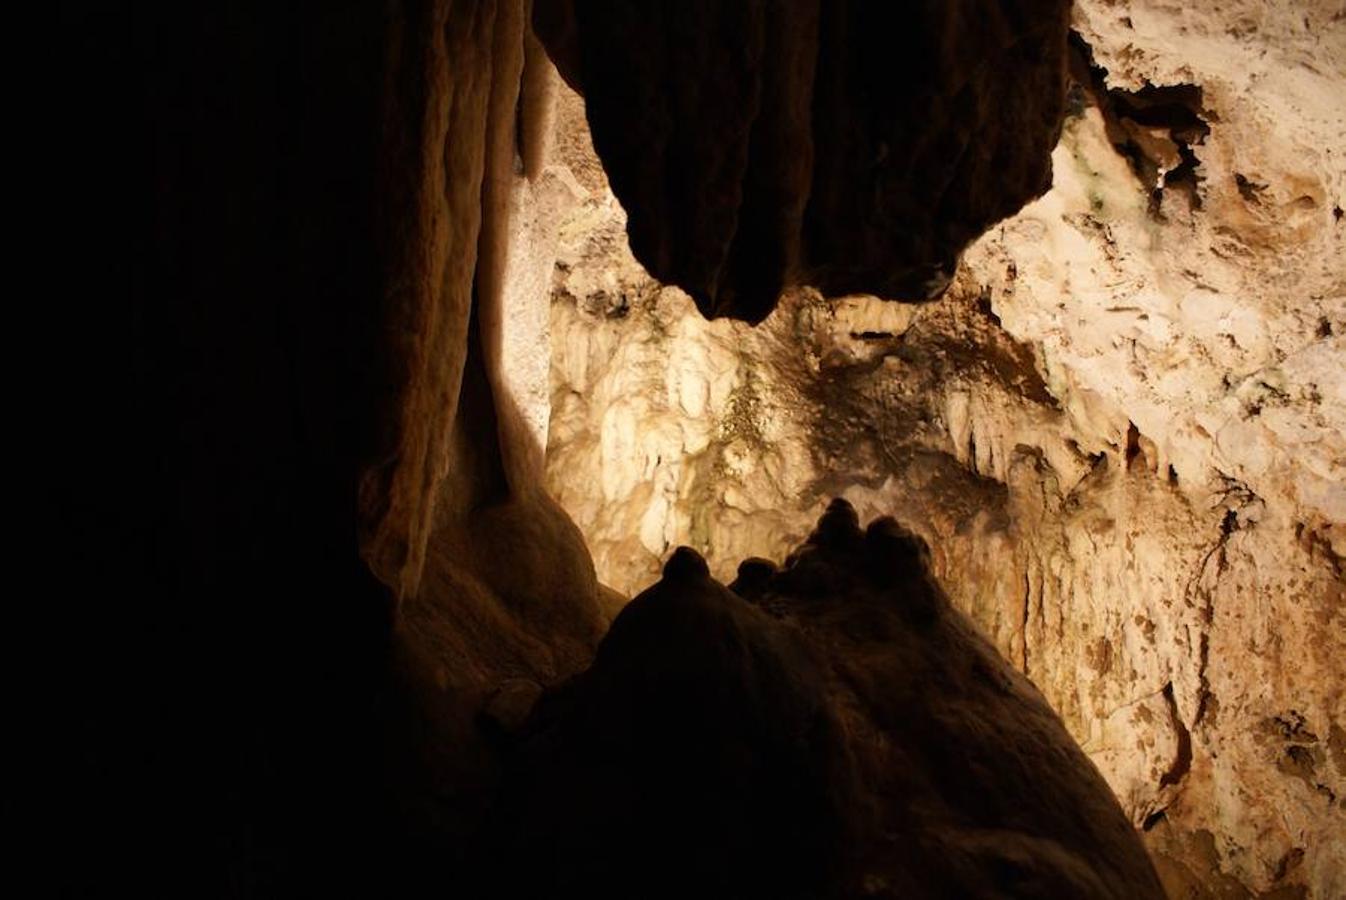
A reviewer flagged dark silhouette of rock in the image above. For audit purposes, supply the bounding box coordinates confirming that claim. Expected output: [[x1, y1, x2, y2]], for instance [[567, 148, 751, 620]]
[[812, 497, 865, 551], [729, 556, 779, 600], [489, 544, 854, 898], [535, 0, 1070, 322], [662, 543, 713, 580], [489, 502, 1167, 898]]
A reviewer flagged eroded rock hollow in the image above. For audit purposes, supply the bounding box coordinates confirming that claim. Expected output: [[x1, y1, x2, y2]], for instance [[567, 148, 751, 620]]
[[488, 503, 1165, 899]]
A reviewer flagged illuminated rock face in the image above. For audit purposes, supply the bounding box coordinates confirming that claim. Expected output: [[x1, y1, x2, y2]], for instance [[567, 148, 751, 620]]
[[545, 4, 1346, 894]]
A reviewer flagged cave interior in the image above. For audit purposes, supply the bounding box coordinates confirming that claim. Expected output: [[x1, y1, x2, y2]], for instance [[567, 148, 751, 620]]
[[64, 0, 1345, 897]]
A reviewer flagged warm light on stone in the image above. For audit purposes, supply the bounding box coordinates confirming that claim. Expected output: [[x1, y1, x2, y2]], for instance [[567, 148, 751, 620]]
[[542, 3, 1345, 895]]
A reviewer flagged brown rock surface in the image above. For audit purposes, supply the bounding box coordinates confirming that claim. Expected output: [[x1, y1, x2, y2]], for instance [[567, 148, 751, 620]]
[[489, 506, 1166, 898], [365, 0, 610, 869], [535, 0, 1071, 322], [94, 0, 1340, 895]]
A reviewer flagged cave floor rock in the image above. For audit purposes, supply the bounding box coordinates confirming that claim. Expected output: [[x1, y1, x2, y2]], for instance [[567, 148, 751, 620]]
[[485, 502, 1166, 899]]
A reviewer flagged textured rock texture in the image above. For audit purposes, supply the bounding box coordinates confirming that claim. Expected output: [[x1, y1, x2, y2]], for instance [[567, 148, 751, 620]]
[[365, 2, 611, 872], [535, 0, 1070, 321], [544, 3, 1346, 893], [363, 0, 590, 606], [488, 509, 1164, 899]]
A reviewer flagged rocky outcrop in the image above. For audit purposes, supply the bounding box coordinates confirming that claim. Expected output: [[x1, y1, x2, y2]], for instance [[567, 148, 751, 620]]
[[487, 505, 1166, 898], [535, 0, 1071, 322]]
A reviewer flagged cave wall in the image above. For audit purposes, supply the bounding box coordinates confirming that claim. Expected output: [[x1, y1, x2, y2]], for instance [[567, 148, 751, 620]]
[[92, 0, 1340, 893], [535, 0, 1072, 321], [544, 4, 1346, 895]]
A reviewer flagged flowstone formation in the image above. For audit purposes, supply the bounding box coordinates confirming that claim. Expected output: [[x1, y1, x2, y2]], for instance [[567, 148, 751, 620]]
[[486, 503, 1165, 899], [545, 3, 1345, 895]]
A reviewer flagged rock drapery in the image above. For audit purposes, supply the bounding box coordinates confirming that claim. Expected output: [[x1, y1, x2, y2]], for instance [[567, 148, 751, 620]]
[[534, 0, 1071, 322], [359, 0, 611, 871]]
